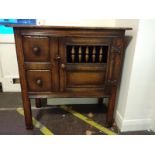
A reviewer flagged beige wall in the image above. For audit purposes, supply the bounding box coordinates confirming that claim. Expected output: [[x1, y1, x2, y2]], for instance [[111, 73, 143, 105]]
[[114, 19, 140, 130], [151, 104, 155, 131], [115, 20, 155, 131], [44, 19, 115, 27]]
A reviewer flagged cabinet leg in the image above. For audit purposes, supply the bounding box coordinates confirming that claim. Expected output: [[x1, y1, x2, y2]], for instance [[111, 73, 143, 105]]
[[98, 98, 103, 105], [35, 98, 47, 107], [23, 98, 33, 129], [106, 87, 117, 127], [35, 98, 42, 108]]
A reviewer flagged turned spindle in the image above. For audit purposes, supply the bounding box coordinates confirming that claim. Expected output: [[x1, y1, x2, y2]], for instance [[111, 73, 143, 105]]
[[85, 46, 89, 62], [99, 47, 103, 63], [78, 46, 82, 63], [92, 47, 96, 63], [71, 46, 75, 63]]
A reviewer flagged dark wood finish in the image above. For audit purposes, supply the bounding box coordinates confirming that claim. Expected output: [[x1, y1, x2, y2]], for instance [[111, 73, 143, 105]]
[[66, 71, 106, 87], [0, 82, 2, 92], [25, 62, 51, 70], [23, 36, 50, 62], [106, 86, 117, 127], [14, 29, 33, 129], [26, 70, 52, 92], [6, 24, 132, 30], [50, 38, 59, 92], [98, 98, 103, 105], [59, 37, 110, 92], [35, 98, 42, 108], [28, 91, 109, 98], [35, 98, 48, 108], [11, 25, 131, 129]]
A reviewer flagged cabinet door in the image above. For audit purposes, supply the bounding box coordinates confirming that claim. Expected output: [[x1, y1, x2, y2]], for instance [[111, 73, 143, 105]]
[[59, 37, 111, 92]]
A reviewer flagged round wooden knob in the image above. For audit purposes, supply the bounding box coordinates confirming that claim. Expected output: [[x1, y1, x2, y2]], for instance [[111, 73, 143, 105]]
[[33, 46, 40, 55], [55, 56, 61, 61], [61, 64, 66, 69], [36, 79, 42, 86]]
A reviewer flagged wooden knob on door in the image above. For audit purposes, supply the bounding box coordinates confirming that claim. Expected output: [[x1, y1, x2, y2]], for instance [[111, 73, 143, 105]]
[[33, 46, 40, 55], [55, 56, 61, 62], [61, 64, 66, 69]]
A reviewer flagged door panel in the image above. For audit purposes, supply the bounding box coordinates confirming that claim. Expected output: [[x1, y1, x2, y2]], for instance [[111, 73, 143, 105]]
[[66, 71, 106, 87], [59, 37, 111, 92]]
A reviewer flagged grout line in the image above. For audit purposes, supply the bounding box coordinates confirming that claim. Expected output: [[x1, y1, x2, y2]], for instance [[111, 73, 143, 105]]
[[60, 105, 117, 135]]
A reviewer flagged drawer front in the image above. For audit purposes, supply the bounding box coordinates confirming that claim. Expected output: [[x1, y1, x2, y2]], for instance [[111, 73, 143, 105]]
[[23, 36, 50, 62], [26, 70, 52, 92]]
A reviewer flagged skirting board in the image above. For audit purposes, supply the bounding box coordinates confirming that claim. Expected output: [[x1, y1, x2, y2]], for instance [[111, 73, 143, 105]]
[[115, 111, 151, 132]]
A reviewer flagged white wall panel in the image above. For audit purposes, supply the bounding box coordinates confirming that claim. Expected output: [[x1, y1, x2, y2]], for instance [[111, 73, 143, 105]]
[[0, 34, 20, 92]]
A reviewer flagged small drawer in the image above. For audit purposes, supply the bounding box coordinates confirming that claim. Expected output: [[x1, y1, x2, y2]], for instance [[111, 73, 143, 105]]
[[23, 36, 50, 62], [26, 70, 52, 92]]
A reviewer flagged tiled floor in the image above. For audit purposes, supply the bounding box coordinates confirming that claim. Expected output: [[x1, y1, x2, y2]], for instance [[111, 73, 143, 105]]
[[0, 92, 154, 135]]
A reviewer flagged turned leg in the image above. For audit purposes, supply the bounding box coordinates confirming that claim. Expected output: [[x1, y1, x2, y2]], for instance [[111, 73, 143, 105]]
[[22, 97, 33, 129], [98, 98, 103, 105], [35, 98, 47, 108], [106, 86, 117, 127], [35, 98, 42, 108]]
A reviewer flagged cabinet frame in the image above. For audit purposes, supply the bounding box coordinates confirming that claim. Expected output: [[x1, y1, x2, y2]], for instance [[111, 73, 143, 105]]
[[12, 25, 132, 129]]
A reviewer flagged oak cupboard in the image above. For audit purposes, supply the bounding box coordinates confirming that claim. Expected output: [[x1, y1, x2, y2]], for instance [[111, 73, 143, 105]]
[[8, 25, 132, 129]]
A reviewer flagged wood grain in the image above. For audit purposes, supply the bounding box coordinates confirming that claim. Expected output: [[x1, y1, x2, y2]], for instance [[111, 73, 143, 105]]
[[12, 25, 131, 129]]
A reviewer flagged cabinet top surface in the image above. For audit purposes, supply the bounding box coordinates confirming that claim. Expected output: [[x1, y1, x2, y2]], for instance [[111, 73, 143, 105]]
[[6, 24, 132, 30]]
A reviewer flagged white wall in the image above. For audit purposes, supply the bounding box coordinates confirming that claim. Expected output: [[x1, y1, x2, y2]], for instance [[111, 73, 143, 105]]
[[44, 19, 115, 27], [114, 19, 139, 122], [114, 19, 140, 130], [124, 20, 155, 131], [151, 105, 155, 131], [0, 34, 21, 91], [115, 20, 155, 131]]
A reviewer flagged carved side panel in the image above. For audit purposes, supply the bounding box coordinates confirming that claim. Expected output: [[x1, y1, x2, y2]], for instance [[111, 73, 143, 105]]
[[111, 37, 123, 53], [106, 37, 124, 87]]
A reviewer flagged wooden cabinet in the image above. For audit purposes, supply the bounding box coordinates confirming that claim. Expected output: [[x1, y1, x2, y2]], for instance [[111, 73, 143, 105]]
[[9, 25, 131, 129]]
